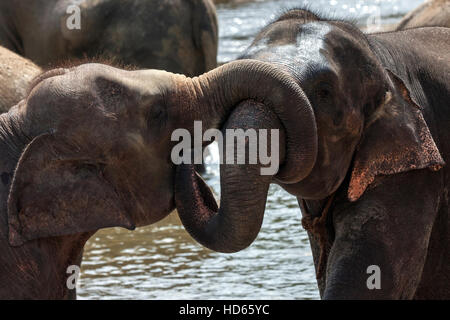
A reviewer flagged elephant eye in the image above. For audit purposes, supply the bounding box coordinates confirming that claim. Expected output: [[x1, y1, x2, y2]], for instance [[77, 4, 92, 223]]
[[147, 102, 167, 125], [318, 88, 331, 99], [151, 107, 163, 119], [315, 82, 333, 103]]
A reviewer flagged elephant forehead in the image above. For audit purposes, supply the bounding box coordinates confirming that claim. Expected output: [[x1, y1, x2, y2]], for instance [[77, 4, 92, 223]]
[[46, 64, 144, 104], [294, 22, 332, 62], [71, 64, 174, 98], [27, 63, 123, 99], [245, 22, 332, 73], [244, 22, 334, 81], [70, 63, 128, 86], [22, 64, 138, 128]]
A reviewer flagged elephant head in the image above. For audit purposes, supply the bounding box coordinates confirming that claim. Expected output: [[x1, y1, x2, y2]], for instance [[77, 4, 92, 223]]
[[6, 58, 316, 247], [174, 10, 445, 257]]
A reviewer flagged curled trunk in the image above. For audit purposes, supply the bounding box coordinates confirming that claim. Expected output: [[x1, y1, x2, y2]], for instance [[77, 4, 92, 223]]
[[176, 101, 284, 252], [171, 59, 317, 184], [173, 59, 317, 252]]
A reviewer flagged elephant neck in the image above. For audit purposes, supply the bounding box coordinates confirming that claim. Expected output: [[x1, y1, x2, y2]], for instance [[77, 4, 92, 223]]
[[0, 108, 94, 299]]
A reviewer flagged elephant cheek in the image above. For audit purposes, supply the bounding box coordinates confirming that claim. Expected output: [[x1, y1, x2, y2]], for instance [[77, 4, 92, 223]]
[[132, 191, 175, 227], [114, 168, 176, 227], [345, 110, 363, 137]]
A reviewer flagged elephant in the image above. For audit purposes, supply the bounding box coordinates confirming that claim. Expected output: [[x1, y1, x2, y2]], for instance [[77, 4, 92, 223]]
[[0, 53, 313, 297], [174, 9, 450, 299], [0, 46, 41, 113], [0, 0, 218, 77], [396, 0, 450, 30]]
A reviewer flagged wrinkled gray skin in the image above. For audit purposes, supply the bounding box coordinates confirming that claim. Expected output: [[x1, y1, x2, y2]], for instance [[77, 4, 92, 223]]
[[0, 46, 41, 113], [175, 9, 450, 299], [0, 0, 218, 77], [396, 0, 450, 30], [0, 55, 317, 298]]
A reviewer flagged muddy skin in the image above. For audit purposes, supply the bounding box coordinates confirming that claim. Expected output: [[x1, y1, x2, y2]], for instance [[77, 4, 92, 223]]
[[175, 9, 450, 299], [0, 46, 41, 113], [0, 0, 218, 77]]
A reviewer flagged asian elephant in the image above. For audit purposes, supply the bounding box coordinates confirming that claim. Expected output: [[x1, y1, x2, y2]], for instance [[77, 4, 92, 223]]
[[396, 0, 450, 30], [0, 46, 41, 113], [0, 53, 314, 297], [0, 0, 218, 77], [175, 9, 450, 299]]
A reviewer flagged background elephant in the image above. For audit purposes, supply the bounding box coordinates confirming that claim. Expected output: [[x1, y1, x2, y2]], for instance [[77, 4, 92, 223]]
[[0, 46, 41, 113], [175, 9, 450, 299], [0, 0, 218, 77], [396, 0, 450, 30]]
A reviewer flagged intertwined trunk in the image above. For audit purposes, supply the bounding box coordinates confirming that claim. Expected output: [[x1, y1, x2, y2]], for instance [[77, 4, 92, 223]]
[[172, 60, 317, 252]]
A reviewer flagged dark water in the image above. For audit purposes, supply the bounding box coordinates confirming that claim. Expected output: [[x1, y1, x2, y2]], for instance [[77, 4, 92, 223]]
[[78, 0, 425, 300]]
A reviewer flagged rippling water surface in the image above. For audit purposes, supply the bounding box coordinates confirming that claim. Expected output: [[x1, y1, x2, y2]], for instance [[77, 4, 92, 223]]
[[78, 0, 424, 300]]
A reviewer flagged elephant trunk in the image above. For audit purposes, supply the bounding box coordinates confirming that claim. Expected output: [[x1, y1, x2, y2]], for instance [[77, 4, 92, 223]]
[[171, 59, 317, 184], [175, 102, 284, 252], [172, 59, 317, 253]]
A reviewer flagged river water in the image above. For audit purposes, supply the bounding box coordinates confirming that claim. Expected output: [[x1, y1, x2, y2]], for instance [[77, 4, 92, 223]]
[[78, 0, 425, 300]]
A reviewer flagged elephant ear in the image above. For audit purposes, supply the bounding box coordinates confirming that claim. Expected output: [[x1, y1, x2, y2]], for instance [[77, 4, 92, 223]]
[[348, 70, 445, 202], [7, 134, 135, 247]]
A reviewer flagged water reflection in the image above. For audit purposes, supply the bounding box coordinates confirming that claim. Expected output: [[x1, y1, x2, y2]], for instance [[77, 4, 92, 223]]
[[78, 0, 424, 300], [79, 142, 316, 299]]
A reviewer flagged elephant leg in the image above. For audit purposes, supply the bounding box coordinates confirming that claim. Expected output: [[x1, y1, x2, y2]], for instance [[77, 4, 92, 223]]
[[414, 199, 450, 299], [323, 169, 442, 299]]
